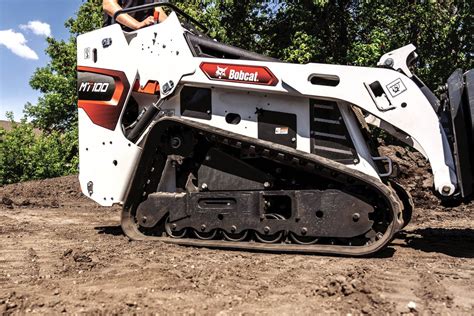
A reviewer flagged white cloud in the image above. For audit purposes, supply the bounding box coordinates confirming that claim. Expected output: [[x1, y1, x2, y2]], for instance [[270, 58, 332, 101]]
[[0, 29, 39, 60], [19, 20, 51, 37]]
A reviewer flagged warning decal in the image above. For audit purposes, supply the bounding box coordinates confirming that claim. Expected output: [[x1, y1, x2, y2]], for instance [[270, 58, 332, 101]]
[[386, 78, 407, 97], [275, 127, 289, 135]]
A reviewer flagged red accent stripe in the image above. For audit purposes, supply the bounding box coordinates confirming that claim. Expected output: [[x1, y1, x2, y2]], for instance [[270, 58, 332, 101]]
[[77, 66, 130, 130]]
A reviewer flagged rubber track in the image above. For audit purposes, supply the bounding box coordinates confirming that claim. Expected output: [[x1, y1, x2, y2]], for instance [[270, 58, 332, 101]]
[[121, 117, 404, 256]]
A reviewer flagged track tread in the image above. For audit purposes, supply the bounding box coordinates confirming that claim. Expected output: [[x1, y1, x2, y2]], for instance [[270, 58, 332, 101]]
[[121, 117, 404, 256]]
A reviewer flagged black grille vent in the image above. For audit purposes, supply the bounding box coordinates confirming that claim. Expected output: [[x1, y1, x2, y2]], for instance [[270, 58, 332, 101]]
[[310, 99, 357, 164]]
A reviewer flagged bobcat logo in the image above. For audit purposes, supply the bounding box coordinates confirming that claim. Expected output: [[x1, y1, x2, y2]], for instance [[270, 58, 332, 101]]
[[215, 66, 228, 79]]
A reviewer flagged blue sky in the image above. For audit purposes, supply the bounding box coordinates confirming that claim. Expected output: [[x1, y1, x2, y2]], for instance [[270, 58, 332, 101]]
[[0, 0, 83, 120]]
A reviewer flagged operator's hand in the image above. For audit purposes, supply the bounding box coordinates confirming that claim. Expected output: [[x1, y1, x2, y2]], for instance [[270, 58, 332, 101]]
[[136, 16, 155, 29]]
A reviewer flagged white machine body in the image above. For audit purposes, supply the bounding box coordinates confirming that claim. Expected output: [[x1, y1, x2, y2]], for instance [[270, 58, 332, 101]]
[[77, 12, 457, 206]]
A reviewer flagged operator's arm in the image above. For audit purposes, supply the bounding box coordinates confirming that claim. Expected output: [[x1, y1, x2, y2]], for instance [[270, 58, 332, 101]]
[[156, 7, 168, 22], [103, 0, 154, 30]]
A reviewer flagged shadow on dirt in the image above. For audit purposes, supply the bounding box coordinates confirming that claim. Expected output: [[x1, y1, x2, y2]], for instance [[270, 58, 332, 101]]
[[399, 228, 474, 258], [95, 225, 124, 236], [370, 247, 396, 258]]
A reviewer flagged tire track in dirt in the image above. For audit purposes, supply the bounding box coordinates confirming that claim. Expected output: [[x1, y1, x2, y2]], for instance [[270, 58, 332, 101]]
[[417, 262, 474, 313], [370, 267, 419, 312]]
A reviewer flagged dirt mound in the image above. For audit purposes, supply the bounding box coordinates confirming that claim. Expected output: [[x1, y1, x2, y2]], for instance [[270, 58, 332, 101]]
[[379, 145, 438, 206], [380, 145, 474, 223], [0, 175, 86, 209]]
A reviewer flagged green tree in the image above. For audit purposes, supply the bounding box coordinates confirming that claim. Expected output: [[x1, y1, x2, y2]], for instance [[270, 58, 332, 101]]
[[348, 0, 472, 89], [24, 0, 103, 131], [0, 0, 102, 184], [0, 114, 78, 185]]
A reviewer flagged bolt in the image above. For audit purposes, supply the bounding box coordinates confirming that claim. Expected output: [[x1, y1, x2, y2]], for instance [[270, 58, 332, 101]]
[[376, 232, 383, 240], [384, 58, 394, 67], [263, 182, 271, 189], [205, 155, 211, 161], [170, 137, 181, 149], [263, 226, 270, 234], [231, 225, 237, 233], [291, 137, 296, 143], [352, 213, 360, 222], [201, 183, 208, 190], [301, 227, 307, 235], [171, 223, 177, 231], [442, 186, 451, 195], [353, 159, 359, 164], [201, 224, 206, 231], [142, 216, 147, 223]]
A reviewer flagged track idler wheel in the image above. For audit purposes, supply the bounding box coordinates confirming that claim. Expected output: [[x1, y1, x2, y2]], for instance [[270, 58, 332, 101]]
[[194, 229, 218, 240], [254, 230, 284, 243], [289, 232, 319, 245], [254, 214, 285, 243], [222, 230, 249, 242], [165, 217, 188, 238]]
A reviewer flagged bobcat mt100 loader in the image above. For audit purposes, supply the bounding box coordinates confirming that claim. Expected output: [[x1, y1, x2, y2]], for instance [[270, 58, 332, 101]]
[[77, 3, 473, 256]]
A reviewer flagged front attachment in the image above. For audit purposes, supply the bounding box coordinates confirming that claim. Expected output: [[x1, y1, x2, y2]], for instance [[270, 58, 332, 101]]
[[440, 69, 474, 199]]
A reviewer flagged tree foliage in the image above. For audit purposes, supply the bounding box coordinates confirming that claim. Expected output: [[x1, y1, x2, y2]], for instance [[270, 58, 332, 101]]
[[0, 0, 101, 184], [24, 0, 103, 131], [0, 114, 78, 185], [348, 0, 472, 89]]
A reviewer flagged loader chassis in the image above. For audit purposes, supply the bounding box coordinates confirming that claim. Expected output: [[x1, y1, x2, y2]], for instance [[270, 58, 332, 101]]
[[77, 3, 473, 255]]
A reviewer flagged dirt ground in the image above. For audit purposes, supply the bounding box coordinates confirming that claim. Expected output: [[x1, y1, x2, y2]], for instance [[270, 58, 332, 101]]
[[1, 146, 473, 314]]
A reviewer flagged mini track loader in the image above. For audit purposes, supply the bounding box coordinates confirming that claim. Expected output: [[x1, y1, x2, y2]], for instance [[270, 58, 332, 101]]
[[77, 3, 473, 255]]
